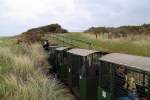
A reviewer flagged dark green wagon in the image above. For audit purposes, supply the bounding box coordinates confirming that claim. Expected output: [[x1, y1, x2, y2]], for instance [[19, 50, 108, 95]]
[[55, 47, 71, 82], [67, 48, 107, 100], [48, 45, 58, 54], [48, 45, 59, 72], [98, 53, 150, 100]]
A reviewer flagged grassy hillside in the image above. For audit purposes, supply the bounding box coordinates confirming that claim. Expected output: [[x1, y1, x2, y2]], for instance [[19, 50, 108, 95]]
[[19, 24, 68, 44], [85, 24, 150, 37], [0, 37, 74, 100], [46, 32, 150, 57]]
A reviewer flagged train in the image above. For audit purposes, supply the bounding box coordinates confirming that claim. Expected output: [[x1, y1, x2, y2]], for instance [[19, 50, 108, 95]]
[[44, 43, 150, 100]]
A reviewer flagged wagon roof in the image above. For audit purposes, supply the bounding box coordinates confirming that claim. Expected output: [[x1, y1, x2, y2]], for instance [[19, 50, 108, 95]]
[[100, 53, 150, 72], [67, 48, 98, 56], [56, 47, 71, 51]]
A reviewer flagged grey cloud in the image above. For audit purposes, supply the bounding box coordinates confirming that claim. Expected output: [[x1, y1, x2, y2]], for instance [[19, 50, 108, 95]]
[[0, 0, 150, 36]]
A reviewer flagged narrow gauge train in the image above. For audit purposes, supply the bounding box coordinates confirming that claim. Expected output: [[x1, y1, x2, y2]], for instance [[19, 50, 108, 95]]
[[47, 45, 150, 100]]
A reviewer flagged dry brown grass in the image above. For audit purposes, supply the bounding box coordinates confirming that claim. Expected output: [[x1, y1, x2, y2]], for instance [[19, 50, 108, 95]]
[[0, 43, 74, 100]]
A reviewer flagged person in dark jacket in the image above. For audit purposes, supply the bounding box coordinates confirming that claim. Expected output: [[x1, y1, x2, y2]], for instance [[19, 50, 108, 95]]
[[115, 65, 130, 100], [43, 40, 49, 51]]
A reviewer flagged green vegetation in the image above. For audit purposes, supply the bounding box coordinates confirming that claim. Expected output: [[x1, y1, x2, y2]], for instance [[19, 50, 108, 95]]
[[0, 38, 74, 100], [0, 37, 16, 47], [85, 24, 150, 38], [1, 23, 150, 100], [46, 33, 150, 57]]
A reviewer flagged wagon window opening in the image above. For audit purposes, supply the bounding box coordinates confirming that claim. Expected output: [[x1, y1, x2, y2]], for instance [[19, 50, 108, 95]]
[[100, 61, 111, 92], [86, 54, 99, 78], [93, 54, 100, 76], [126, 70, 149, 99], [80, 57, 86, 78], [71, 55, 82, 89], [68, 54, 72, 66], [57, 52, 63, 64], [63, 52, 68, 65]]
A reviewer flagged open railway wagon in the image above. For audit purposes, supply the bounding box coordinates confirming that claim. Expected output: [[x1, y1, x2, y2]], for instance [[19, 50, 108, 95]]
[[67, 48, 107, 100], [48, 45, 59, 72], [48, 45, 59, 54], [55, 47, 72, 82], [98, 53, 150, 100]]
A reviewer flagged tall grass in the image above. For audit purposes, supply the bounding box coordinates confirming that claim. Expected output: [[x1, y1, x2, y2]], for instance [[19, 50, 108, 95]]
[[0, 48, 14, 74], [0, 43, 74, 100]]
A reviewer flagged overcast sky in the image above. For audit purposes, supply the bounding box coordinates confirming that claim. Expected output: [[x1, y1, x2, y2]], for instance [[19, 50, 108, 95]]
[[0, 0, 150, 36]]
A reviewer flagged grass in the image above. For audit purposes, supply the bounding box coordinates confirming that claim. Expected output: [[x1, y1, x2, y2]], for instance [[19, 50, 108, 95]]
[[0, 38, 74, 100], [0, 37, 16, 47], [1, 32, 149, 99], [46, 32, 150, 57]]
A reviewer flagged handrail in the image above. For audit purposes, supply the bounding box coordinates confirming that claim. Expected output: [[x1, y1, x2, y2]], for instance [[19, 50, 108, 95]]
[[49, 34, 109, 53], [57, 35, 91, 44], [53, 35, 92, 49], [51, 35, 80, 48]]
